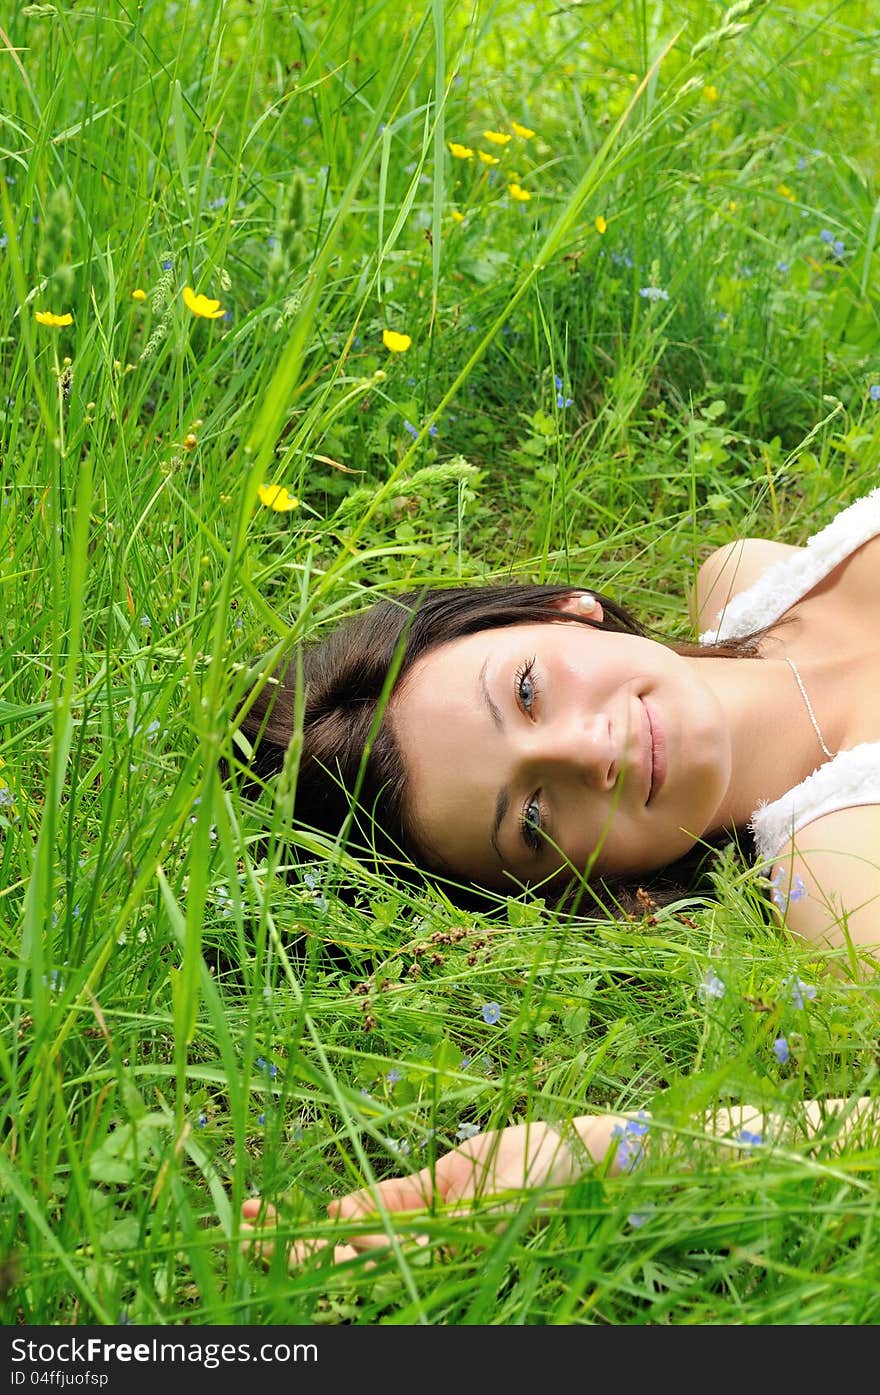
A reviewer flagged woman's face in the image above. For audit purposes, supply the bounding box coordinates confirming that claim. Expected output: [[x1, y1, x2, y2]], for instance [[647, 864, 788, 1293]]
[[389, 608, 733, 889]]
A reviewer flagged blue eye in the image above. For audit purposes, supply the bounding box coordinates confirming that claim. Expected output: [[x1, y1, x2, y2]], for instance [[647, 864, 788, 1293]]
[[515, 656, 539, 715], [521, 795, 544, 852]]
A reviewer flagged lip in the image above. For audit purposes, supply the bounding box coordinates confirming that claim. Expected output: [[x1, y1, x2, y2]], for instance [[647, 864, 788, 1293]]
[[643, 697, 666, 804]]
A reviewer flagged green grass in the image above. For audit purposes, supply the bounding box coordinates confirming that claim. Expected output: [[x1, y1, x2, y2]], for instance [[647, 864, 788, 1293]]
[[2, 0, 880, 1326]]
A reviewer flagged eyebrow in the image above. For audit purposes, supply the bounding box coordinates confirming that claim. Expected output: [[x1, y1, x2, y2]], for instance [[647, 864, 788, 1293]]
[[479, 659, 508, 863]]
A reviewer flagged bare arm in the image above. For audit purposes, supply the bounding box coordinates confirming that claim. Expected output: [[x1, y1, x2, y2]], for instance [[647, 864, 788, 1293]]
[[241, 1097, 875, 1267], [771, 805, 880, 971]]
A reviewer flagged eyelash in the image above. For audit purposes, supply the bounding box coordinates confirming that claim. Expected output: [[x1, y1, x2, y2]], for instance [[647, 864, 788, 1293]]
[[514, 656, 539, 717], [514, 657, 545, 852], [520, 794, 547, 853]]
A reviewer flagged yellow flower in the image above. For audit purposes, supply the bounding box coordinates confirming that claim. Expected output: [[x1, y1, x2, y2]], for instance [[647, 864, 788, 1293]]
[[382, 329, 412, 353], [448, 142, 473, 160], [776, 183, 795, 201], [508, 183, 531, 202], [132, 288, 147, 302], [257, 483, 300, 512], [728, 199, 738, 212], [703, 84, 719, 101], [182, 285, 226, 319], [594, 215, 607, 234], [478, 150, 500, 165], [511, 121, 535, 139], [35, 310, 73, 327], [450, 210, 465, 224], [483, 130, 511, 146]]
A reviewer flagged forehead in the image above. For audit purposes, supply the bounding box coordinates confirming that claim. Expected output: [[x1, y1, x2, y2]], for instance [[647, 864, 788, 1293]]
[[397, 621, 556, 712]]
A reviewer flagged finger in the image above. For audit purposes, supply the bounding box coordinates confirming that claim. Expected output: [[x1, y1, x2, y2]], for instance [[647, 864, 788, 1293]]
[[241, 1224, 368, 1272], [241, 1198, 276, 1223], [344, 1228, 431, 1254], [239, 1220, 280, 1266], [329, 1164, 440, 1220]]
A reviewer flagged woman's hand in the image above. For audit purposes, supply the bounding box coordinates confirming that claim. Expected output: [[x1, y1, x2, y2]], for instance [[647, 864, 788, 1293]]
[[241, 1120, 581, 1270]]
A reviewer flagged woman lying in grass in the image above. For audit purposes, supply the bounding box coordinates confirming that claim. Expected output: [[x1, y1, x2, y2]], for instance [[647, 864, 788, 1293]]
[[238, 486, 880, 1253]]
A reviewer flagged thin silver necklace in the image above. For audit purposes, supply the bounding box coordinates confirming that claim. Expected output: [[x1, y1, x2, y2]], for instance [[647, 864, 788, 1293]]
[[784, 656, 835, 760]]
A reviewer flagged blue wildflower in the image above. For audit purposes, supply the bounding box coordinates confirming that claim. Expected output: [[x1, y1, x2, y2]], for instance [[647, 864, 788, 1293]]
[[796, 156, 807, 171], [788, 975, 817, 1009], [161, 258, 172, 270], [628, 1209, 654, 1228], [197, 1114, 207, 1128], [698, 968, 726, 1001], [638, 286, 669, 302], [773, 1035, 790, 1065], [0, 235, 7, 251], [556, 391, 573, 408], [777, 260, 790, 272], [255, 1056, 279, 1079], [736, 1129, 763, 1146], [257, 1113, 265, 1125], [819, 229, 834, 244], [403, 419, 419, 439], [770, 870, 806, 911], [481, 1001, 501, 1025], [870, 385, 880, 401], [382, 1135, 410, 1156], [455, 1121, 480, 1142], [460, 1056, 471, 1070], [386, 1067, 402, 1085], [554, 374, 564, 390], [832, 240, 845, 258], [611, 1113, 650, 1171], [145, 719, 160, 740]]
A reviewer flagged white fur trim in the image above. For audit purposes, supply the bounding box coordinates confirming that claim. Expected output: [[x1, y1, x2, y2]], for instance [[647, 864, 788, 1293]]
[[699, 487, 880, 645], [750, 743, 880, 863]]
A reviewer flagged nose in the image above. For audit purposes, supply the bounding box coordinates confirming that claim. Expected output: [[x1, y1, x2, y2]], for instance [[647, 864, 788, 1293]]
[[519, 708, 621, 792]]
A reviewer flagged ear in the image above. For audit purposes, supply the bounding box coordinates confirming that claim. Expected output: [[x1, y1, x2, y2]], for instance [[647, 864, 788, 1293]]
[[554, 592, 605, 624]]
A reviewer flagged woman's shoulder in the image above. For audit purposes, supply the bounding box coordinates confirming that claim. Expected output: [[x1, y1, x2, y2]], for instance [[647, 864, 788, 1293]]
[[692, 537, 803, 633], [697, 488, 880, 644], [768, 800, 880, 966]]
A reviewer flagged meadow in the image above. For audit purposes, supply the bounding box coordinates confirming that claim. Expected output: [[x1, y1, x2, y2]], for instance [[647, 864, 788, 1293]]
[[2, 0, 880, 1327]]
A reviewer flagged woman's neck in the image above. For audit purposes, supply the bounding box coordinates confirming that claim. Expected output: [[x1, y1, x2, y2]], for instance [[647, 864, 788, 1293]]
[[694, 652, 844, 833]]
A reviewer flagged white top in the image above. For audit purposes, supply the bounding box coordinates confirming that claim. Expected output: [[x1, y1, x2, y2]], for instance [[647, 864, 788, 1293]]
[[697, 488, 880, 863]]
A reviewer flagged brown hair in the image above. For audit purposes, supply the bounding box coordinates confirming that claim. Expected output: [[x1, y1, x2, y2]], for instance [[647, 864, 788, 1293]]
[[236, 583, 763, 913]]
